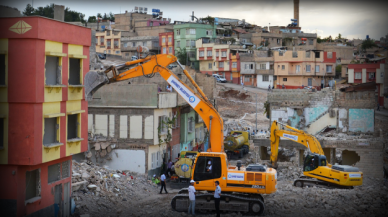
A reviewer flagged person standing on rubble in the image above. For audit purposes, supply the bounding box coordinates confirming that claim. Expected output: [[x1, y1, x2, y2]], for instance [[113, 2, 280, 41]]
[[214, 181, 221, 217], [188, 180, 196, 215], [167, 160, 173, 177], [159, 173, 168, 194]]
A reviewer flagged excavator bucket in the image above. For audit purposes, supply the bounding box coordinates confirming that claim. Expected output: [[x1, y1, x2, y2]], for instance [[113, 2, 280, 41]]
[[84, 70, 109, 101]]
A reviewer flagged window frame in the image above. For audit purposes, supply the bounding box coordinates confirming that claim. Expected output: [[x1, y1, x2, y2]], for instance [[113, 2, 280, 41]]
[[355, 72, 362, 79], [315, 65, 320, 72], [262, 75, 269, 82], [221, 51, 227, 57], [207, 50, 212, 57], [283, 78, 287, 82], [306, 65, 311, 72], [199, 51, 204, 57], [232, 62, 237, 68], [219, 62, 224, 68], [208, 63, 212, 69]]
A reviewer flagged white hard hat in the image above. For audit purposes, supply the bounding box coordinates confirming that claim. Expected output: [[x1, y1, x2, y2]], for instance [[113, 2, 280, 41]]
[[190, 180, 195, 183]]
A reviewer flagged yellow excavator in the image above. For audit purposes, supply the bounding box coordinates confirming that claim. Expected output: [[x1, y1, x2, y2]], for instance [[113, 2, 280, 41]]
[[270, 120, 363, 188], [85, 54, 276, 215]]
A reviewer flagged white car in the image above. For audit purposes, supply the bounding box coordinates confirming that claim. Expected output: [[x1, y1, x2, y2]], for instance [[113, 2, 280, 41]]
[[212, 74, 227, 83], [131, 56, 138, 61]]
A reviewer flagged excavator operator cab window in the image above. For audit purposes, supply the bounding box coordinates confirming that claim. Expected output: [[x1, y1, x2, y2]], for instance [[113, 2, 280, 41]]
[[303, 155, 317, 172], [194, 156, 221, 181], [317, 155, 327, 167]]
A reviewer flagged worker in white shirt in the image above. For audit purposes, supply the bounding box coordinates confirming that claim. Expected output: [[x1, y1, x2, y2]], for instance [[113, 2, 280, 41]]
[[159, 173, 168, 194], [166, 84, 173, 92], [188, 180, 196, 215], [214, 181, 221, 217], [206, 160, 212, 172]]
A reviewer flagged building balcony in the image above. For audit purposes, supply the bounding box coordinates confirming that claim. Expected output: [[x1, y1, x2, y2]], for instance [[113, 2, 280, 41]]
[[158, 92, 177, 108], [107, 46, 111, 49], [114, 46, 119, 49], [256, 69, 274, 75]]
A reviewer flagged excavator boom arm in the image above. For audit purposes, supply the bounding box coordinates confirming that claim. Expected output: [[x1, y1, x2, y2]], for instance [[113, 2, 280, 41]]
[[85, 54, 224, 152], [270, 121, 324, 167]]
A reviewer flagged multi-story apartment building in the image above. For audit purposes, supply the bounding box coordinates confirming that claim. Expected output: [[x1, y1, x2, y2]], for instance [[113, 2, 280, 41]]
[[347, 59, 386, 106], [240, 51, 275, 89], [159, 32, 174, 55], [96, 29, 127, 57], [174, 23, 217, 69], [121, 36, 160, 59], [0, 17, 89, 217], [274, 50, 336, 89], [196, 38, 244, 84]]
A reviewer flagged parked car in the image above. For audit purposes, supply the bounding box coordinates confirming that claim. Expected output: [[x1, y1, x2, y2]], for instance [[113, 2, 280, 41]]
[[98, 54, 105, 59], [168, 64, 178, 70], [212, 74, 227, 83], [131, 56, 138, 61]]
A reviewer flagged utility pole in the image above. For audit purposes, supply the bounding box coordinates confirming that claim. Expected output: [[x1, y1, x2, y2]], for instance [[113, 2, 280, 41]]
[[255, 92, 257, 134]]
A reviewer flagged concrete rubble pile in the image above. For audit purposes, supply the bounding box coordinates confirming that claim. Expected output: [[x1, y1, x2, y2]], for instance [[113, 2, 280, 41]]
[[71, 160, 166, 216]]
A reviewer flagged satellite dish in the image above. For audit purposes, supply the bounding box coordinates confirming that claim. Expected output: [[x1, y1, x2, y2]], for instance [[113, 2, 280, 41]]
[[242, 45, 246, 49]]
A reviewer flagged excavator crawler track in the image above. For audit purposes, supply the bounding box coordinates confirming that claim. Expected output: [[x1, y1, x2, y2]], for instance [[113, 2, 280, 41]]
[[294, 176, 354, 189], [171, 192, 265, 216]]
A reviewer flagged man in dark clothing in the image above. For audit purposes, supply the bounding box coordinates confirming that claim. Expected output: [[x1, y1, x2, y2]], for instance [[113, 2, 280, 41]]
[[159, 173, 168, 194], [377, 103, 380, 111]]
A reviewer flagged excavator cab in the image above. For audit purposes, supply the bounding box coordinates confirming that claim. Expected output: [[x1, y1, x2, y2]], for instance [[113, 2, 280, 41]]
[[303, 153, 327, 172]]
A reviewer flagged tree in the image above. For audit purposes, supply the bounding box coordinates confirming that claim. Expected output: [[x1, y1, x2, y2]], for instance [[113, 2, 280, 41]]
[[103, 13, 108, 20], [176, 48, 187, 65], [335, 33, 342, 40], [23, 3, 35, 16], [109, 12, 115, 22], [361, 39, 377, 51], [88, 16, 97, 23], [97, 13, 102, 18]]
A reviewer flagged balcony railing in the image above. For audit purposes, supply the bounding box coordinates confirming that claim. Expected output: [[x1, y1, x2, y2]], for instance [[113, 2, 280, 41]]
[[255, 69, 274, 75]]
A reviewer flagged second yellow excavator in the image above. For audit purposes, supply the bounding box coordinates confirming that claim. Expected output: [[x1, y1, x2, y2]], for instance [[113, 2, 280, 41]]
[[269, 120, 363, 188]]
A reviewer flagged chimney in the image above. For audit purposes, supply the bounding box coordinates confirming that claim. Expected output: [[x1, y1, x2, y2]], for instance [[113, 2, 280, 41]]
[[294, 0, 299, 27], [53, 5, 65, 21]]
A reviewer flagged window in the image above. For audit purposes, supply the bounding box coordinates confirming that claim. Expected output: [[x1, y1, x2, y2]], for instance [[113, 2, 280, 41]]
[[369, 72, 375, 79], [216, 51, 219, 57], [25, 169, 40, 201], [168, 37, 172, 43], [315, 52, 320, 58], [199, 51, 204, 57], [143, 42, 146, 46], [221, 51, 227, 57], [206, 30, 212, 36], [208, 63, 212, 69], [150, 21, 153, 26], [277, 39, 280, 44], [100, 37, 104, 45], [219, 62, 224, 68], [162, 37, 166, 43], [0, 118, 4, 149], [306, 51, 311, 58], [260, 63, 266, 70], [157, 151, 160, 167], [315, 65, 320, 72], [326, 65, 332, 73], [151, 153, 155, 169], [188, 117, 194, 133], [176, 29, 180, 35], [67, 114, 79, 140], [327, 52, 333, 58], [186, 40, 195, 47], [43, 118, 58, 145], [115, 51, 120, 54], [45, 56, 61, 85], [355, 72, 362, 79], [309, 39, 314, 45], [283, 78, 287, 82], [124, 42, 128, 48], [132, 42, 136, 47], [69, 58, 81, 85], [186, 28, 196, 35], [193, 156, 221, 181], [163, 47, 166, 54], [282, 65, 285, 70], [279, 51, 284, 56], [0, 54, 5, 85], [292, 51, 298, 58], [245, 75, 251, 82], [125, 53, 129, 56], [48, 163, 60, 183], [62, 160, 70, 178], [114, 39, 119, 48], [177, 41, 180, 47], [207, 50, 212, 57], [107, 40, 111, 48], [250, 64, 254, 69], [263, 75, 269, 81], [232, 62, 237, 68], [306, 65, 311, 72], [159, 116, 168, 134], [169, 47, 172, 54], [296, 65, 301, 73], [153, 42, 159, 48]]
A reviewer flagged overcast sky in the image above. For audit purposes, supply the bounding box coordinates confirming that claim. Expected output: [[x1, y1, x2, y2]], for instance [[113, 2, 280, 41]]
[[3, 0, 388, 40]]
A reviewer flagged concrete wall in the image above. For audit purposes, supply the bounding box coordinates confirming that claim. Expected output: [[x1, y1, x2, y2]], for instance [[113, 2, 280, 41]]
[[268, 89, 375, 134], [0, 6, 21, 17], [88, 84, 158, 108], [257, 74, 273, 89]]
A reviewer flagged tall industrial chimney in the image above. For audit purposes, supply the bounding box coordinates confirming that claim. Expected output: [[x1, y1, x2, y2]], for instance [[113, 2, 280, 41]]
[[294, 0, 299, 27]]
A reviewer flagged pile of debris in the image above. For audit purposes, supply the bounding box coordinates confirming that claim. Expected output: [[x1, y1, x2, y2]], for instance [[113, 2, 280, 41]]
[[71, 160, 162, 216]]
